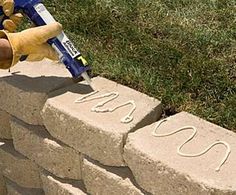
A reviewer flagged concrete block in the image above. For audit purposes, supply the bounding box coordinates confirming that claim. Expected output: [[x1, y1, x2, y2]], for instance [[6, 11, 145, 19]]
[[41, 171, 87, 195], [0, 172, 7, 195], [0, 110, 11, 139], [42, 76, 162, 166], [82, 157, 148, 195], [124, 112, 236, 195], [10, 117, 82, 180], [5, 178, 44, 195], [0, 59, 73, 125], [0, 139, 42, 188]]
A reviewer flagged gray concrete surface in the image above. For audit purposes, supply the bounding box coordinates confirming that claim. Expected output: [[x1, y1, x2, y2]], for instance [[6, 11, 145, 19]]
[[0, 139, 42, 188], [42, 76, 162, 166], [124, 112, 236, 195], [0, 172, 7, 195], [5, 178, 44, 195], [0, 59, 73, 125], [82, 157, 149, 195], [0, 110, 11, 139], [41, 171, 87, 195], [10, 117, 82, 180]]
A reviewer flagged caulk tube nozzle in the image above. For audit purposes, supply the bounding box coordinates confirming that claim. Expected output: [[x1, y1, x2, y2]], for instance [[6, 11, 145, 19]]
[[81, 72, 94, 89], [82, 72, 95, 91], [58, 52, 92, 87]]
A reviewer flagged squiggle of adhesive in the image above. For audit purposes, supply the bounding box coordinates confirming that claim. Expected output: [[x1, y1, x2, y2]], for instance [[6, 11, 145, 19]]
[[75, 91, 136, 123], [152, 118, 231, 172]]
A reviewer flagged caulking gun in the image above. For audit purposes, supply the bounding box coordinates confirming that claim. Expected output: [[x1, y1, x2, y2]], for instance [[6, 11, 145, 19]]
[[0, 0, 92, 85]]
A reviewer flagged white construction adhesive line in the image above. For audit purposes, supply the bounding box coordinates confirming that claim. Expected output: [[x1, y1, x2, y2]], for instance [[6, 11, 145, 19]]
[[75, 91, 136, 124], [152, 118, 231, 172]]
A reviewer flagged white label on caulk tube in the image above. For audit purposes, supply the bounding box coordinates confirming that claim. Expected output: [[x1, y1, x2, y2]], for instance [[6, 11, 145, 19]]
[[34, 3, 56, 24], [58, 33, 81, 58], [34, 3, 80, 58]]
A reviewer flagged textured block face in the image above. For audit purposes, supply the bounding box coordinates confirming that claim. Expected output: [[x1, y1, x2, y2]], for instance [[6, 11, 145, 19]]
[[82, 157, 147, 195], [0, 173, 7, 195], [0, 60, 72, 125], [10, 118, 82, 180], [6, 179, 44, 195], [124, 112, 236, 195], [0, 110, 11, 139], [0, 139, 42, 188], [42, 76, 162, 166], [41, 171, 87, 195]]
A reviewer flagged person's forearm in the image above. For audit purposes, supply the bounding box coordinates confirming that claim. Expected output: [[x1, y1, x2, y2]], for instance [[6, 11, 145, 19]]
[[0, 38, 13, 60]]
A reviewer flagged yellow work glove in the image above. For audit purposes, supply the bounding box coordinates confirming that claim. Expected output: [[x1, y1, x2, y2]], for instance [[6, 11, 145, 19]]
[[0, 22, 62, 69], [0, 0, 23, 32]]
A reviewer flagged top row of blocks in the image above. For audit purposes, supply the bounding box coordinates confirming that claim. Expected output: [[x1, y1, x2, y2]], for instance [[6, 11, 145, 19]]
[[0, 59, 162, 166], [0, 60, 235, 194]]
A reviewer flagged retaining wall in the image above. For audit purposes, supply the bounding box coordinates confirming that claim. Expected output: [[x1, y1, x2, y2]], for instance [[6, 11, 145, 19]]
[[0, 60, 235, 195]]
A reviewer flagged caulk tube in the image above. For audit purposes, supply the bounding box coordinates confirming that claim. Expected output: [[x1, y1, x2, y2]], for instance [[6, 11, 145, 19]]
[[0, 0, 90, 80], [29, 2, 90, 79]]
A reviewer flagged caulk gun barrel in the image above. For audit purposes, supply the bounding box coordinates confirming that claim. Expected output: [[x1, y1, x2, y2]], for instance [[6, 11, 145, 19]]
[[3, 1, 91, 80]]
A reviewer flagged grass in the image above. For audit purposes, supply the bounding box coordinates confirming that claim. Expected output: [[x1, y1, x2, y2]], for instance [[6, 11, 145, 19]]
[[40, 0, 235, 131]]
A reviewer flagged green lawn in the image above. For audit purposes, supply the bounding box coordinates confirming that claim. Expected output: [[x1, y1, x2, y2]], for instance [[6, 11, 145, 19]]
[[42, 0, 235, 131]]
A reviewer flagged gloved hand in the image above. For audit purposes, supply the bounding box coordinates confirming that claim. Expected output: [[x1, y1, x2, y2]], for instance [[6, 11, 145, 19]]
[[0, 22, 62, 69], [0, 0, 23, 32]]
